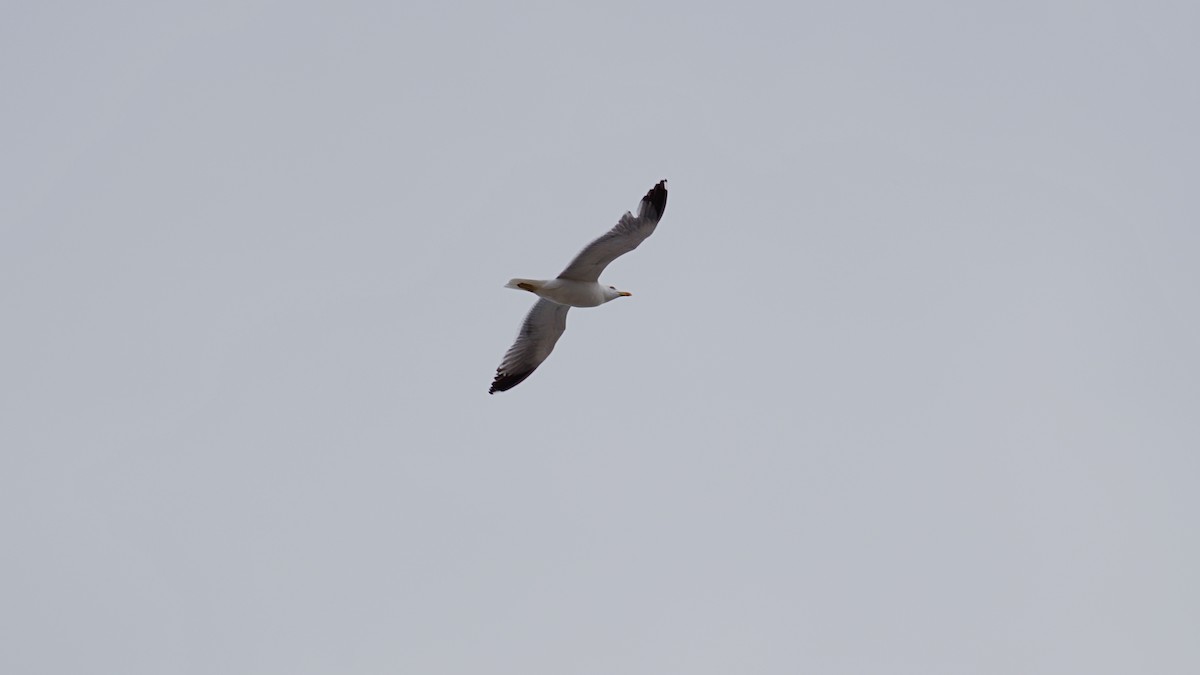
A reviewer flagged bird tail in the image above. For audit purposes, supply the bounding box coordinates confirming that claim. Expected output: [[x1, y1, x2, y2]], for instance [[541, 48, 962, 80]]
[[505, 278, 542, 293]]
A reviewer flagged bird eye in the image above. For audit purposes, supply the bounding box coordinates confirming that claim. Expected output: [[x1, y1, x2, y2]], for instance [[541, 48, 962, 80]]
[[609, 286, 615, 290]]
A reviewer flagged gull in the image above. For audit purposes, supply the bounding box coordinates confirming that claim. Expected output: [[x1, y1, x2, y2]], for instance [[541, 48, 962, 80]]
[[490, 180, 669, 394]]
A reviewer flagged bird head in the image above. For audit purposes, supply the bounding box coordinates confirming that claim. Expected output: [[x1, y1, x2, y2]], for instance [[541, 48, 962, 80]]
[[605, 285, 632, 301]]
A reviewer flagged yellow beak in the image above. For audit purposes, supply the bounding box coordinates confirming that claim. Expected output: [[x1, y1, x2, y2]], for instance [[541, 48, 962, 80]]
[[618, 291, 632, 297]]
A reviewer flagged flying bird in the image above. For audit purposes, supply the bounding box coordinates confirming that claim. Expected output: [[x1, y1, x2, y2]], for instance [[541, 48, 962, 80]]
[[490, 180, 669, 394]]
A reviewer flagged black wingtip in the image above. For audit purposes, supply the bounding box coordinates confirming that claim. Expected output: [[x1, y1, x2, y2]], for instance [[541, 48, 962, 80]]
[[489, 369, 535, 394], [641, 179, 668, 221]]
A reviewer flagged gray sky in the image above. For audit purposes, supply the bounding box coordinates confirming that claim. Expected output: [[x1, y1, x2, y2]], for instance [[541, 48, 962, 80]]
[[3, 1, 1198, 673]]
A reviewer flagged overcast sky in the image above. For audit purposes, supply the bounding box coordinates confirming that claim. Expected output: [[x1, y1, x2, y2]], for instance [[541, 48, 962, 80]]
[[3, 2, 1198, 673]]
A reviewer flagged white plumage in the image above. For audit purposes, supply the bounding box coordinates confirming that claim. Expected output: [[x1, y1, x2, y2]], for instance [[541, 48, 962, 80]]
[[490, 180, 669, 394]]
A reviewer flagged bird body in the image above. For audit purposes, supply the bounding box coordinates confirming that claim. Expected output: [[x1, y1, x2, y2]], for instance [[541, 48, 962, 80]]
[[490, 179, 668, 394], [503, 278, 630, 307]]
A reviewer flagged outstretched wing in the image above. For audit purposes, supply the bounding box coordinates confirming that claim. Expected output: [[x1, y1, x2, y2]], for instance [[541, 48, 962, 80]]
[[489, 299, 571, 394], [556, 180, 668, 283]]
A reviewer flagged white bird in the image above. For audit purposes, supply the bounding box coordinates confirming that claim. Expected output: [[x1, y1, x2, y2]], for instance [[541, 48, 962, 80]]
[[490, 180, 669, 394]]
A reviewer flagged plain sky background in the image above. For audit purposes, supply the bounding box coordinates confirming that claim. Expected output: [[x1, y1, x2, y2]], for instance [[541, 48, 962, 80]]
[[3, 1, 1198, 673]]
